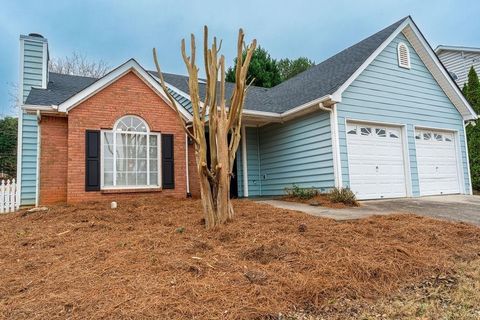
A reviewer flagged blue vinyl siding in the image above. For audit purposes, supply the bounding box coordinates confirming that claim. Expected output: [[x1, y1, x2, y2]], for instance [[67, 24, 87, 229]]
[[337, 33, 470, 195], [20, 113, 38, 205], [237, 127, 262, 197], [19, 36, 45, 205], [258, 111, 334, 196]]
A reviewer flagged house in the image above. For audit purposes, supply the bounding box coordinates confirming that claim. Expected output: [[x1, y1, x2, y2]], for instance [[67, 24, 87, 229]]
[[17, 16, 477, 206], [435, 45, 480, 87]]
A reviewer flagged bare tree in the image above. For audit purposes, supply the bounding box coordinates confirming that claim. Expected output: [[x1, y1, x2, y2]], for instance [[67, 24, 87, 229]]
[[49, 51, 110, 78], [153, 27, 256, 229]]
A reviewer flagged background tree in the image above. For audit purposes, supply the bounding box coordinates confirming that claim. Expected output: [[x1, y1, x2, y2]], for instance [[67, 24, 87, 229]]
[[153, 27, 256, 228], [277, 57, 315, 81], [49, 51, 110, 78], [463, 66, 480, 191], [0, 116, 18, 179], [226, 46, 280, 88]]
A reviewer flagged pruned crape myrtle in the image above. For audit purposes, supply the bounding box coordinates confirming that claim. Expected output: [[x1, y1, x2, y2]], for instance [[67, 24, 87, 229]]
[[153, 27, 256, 228]]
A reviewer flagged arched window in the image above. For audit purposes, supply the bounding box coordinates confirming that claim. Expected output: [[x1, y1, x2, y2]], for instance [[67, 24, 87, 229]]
[[397, 42, 411, 69], [114, 115, 149, 132], [102, 115, 160, 188]]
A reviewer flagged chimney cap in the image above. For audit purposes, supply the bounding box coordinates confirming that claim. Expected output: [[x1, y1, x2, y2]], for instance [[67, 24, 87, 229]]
[[28, 33, 44, 38]]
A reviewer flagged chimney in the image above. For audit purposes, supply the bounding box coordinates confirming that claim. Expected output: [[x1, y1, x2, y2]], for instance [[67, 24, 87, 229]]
[[19, 33, 49, 104], [17, 33, 49, 207]]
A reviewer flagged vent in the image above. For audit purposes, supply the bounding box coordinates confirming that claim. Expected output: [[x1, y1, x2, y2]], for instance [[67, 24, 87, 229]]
[[397, 42, 411, 69]]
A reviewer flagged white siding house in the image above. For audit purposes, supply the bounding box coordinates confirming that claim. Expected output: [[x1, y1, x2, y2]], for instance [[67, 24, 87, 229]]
[[436, 46, 480, 87]]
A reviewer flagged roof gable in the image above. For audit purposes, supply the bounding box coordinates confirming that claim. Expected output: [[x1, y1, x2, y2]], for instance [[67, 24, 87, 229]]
[[343, 32, 465, 120]]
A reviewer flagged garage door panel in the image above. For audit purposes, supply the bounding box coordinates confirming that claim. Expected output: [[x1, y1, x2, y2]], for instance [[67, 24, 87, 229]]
[[415, 129, 460, 196], [347, 122, 407, 200]]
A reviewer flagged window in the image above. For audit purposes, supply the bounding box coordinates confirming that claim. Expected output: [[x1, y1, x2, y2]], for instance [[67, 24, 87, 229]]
[[423, 132, 432, 140], [397, 42, 411, 69], [389, 130, 400, 139], [102, 116, 160, 188], [360, 127, 372, 136], [434, 133, 443, 141], [375, 128, 386, 137], [347, 125, 357, 135]]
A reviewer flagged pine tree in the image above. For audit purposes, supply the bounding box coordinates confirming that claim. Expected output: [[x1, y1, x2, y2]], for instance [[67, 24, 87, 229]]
[[463, 66, 480, 190], [466, 67, 480, 113]]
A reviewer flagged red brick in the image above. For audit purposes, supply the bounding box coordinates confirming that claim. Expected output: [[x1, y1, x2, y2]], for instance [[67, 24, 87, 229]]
[[39, 71, 200, 204]]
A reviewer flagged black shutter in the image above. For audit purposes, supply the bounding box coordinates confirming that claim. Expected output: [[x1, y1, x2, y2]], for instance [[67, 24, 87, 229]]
[[85, 130, 101, 191], [162, 134, 175, 189]]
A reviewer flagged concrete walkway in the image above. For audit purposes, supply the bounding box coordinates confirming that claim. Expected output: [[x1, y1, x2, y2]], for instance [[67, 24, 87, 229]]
[[257, 195, 480, 225]]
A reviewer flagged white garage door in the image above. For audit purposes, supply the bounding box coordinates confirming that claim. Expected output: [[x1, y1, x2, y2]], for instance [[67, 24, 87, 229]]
[[346, 123, 407, 200], [415, 129, 461, 196]]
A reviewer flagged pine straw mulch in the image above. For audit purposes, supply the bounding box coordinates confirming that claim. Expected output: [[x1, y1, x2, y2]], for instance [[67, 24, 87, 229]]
[[0, 197, 479, 319]]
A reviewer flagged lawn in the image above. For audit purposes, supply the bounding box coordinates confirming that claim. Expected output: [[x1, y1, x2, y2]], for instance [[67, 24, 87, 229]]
[[0, 197, 479, 319]]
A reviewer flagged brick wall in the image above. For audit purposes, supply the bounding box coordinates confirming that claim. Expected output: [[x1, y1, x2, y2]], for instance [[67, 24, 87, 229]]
[[66, 70, 192, 203], [39, 116, 68, 204]]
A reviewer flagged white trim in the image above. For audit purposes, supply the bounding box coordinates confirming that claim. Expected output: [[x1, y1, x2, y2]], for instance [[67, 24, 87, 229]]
[[463, 123, 473, 195], [413, 125, 466, 195], [435, 45, 480, 55], [57, 59, 193, 121], [185, 133, 190, 195], [345, 118, 412, 197], [113, 115, 150, 132], [330, 104, 343, 188], [281, 95, 335, 118], [22, 104, 58, 112], [241, 125, 249, 197], [401, 124, 413, 197], [35, 111, 41, 206], [397, 42, 411, 69], [100, 128, 161, 190]]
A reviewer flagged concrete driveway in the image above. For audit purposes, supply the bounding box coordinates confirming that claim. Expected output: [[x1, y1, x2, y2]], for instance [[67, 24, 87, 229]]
[[258, 195, 480, 225]]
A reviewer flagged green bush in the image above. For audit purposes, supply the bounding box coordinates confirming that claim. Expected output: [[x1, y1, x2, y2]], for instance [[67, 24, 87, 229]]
[[328, 187, 358, 206], [284, 184, 318, 200]]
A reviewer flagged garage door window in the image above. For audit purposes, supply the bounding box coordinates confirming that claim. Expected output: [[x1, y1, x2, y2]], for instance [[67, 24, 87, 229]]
[[416, 130, 454, 143], [347, 124, 400, 139]]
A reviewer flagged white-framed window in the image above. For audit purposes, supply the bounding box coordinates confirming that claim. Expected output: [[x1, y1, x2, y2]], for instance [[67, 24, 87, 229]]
[[397, 42, 411, 69], [101, 115, 161, 189]]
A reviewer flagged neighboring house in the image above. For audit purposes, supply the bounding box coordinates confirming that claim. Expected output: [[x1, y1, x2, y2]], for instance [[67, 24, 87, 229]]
[[435, 45, 480, 87], [17, 16, 477, 206]]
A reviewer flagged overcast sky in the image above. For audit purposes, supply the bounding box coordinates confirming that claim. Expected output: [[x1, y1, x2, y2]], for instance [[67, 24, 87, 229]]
[[1, 0, 479, 116]]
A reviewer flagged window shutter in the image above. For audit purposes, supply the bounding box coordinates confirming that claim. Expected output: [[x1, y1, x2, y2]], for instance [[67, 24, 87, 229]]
[[85, 130, 101, 191], [162, 134, 175, 189]]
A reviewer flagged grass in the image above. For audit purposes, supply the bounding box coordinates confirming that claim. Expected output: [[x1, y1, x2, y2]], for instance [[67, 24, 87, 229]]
[[0, 197, 479, 319]]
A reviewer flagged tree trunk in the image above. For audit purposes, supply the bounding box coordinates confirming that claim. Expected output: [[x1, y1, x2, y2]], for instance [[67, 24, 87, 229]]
[[153, 27, 256, 229]]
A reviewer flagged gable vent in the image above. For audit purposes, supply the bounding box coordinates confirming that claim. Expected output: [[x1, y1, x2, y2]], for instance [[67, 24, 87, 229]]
[[397, 42, 411, 69]]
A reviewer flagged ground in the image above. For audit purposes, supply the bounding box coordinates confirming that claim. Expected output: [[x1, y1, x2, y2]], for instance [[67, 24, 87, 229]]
[[1, 197, 480, 319], [262, 195, 480, 225]]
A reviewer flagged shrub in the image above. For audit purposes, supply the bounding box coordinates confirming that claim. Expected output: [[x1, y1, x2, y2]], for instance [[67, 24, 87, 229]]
[[284, 184, 318, 200], [328, 187, 358, 206]]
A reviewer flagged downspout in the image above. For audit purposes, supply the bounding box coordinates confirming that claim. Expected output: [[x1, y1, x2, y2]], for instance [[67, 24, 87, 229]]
[[35, 110, 41, 207], [318, 103, 343, 189]]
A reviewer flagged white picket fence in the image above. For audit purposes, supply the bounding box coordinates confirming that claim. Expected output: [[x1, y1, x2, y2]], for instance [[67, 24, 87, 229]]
[[0, 179, 19, 213]]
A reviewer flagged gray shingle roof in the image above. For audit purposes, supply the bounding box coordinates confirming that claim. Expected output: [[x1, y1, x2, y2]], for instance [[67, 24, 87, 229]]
[[25, 73, 97, 105], [25, 17, 408, 114]]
